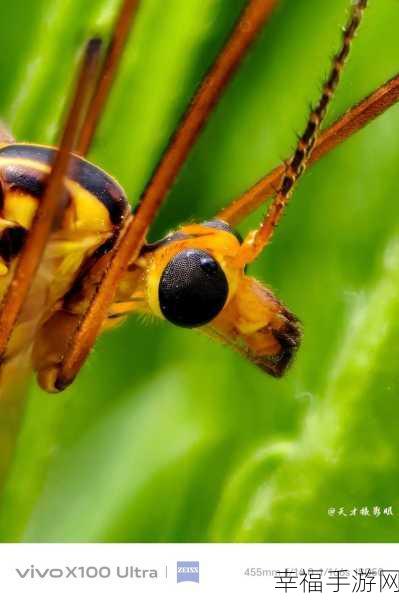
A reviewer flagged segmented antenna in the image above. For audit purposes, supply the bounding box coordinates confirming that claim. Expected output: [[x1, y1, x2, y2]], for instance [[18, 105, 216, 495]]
[[239, 0, 368, 265]]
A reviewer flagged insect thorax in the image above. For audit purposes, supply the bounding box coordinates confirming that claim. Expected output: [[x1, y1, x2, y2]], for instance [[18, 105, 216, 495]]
[[0, 143, 130, 358]]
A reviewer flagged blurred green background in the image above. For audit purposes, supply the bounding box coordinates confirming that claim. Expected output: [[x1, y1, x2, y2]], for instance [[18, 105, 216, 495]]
[[0, 0, 398, 542]]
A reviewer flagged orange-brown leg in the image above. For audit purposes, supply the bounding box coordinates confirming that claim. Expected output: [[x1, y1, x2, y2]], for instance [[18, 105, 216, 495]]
[[76, 0, 140, 156], [32, 298, 143, 392], [13, 0, 142, 391], [44, 0, 279, 390], [0, 38, 103, 362]]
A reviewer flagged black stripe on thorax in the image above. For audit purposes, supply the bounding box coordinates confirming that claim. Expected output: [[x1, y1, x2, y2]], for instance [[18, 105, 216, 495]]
[[0, 225, 27, 264], [2, 163, 45, 198], [0, 144, 130, 225]]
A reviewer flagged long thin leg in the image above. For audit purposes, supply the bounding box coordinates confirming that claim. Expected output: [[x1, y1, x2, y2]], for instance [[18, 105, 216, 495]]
[[0, 39, 103, 361], [53, 0, 279, 389], [76, 0, 140, 156], [218, 72, 399, 226], [238, 0, 368, 266]]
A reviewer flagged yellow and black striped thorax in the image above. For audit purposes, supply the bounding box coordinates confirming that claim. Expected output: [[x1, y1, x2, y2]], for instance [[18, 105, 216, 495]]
[[0, 143, 131, 265]]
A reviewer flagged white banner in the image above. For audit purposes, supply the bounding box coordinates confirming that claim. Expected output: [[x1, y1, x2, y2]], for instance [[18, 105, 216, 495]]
[[0, 543, 398, 598]]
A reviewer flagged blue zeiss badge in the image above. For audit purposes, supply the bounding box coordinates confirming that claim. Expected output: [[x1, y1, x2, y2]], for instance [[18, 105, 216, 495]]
[[176, 561, 200, 583]]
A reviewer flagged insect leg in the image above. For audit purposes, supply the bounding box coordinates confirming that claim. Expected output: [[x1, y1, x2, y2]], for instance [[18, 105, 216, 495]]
[[237, 0, 368, 266], [48, 0, 278, 390], [31, 265, 144, 391], [0, 38, 103, 362], [76, 0, 141, 156]]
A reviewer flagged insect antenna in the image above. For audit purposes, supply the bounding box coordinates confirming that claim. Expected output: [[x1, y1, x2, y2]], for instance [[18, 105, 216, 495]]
[[218, 71, 399, 226], [76, 0, 140, 156], [237, 0, 368, 264], [0, 38, 103, 361]]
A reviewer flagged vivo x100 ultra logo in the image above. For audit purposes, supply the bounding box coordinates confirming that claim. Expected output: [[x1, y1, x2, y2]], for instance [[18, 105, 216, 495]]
[[176, 561, 200, 584]]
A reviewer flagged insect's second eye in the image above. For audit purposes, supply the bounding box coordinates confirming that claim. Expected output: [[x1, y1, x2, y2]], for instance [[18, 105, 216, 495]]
[[159, 249, 228, 328]]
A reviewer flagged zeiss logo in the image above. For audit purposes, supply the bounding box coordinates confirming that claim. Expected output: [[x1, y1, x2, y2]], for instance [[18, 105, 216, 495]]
[[176, 561, 200, 584]]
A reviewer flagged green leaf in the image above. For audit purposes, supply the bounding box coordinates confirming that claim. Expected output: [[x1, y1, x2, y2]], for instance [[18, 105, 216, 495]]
[[0, 0, 398, 542]]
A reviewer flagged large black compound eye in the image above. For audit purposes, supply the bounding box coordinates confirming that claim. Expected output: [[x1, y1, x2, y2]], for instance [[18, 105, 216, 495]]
[[159, 248, 228, 328]]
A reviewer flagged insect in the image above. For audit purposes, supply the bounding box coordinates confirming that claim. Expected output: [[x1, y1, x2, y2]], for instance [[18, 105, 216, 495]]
[[0, 0, 396, 395]]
